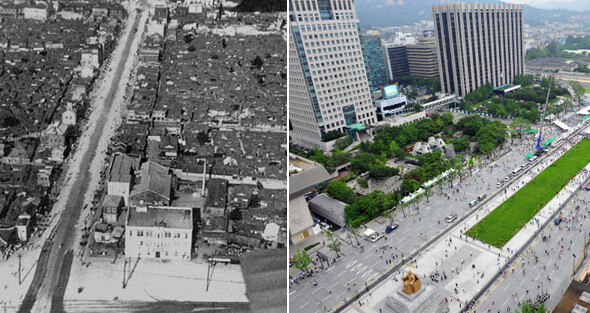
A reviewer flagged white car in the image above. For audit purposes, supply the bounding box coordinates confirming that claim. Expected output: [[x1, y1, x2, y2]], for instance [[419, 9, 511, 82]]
[[446, 213, 458, 223]]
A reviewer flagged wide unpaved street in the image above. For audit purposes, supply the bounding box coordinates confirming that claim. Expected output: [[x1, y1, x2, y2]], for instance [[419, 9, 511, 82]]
[[14, 1, 149, 312]]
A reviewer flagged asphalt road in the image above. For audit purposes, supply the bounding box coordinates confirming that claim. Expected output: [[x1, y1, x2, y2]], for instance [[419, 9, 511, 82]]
[[17, 8, 145, 313], [473, 177, 590, 312], [289, 120, 569, 313]]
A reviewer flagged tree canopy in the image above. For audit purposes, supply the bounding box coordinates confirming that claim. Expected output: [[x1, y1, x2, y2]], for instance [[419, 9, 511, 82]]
[[345, 190, 398, 227], [326, 181, 357, 204]]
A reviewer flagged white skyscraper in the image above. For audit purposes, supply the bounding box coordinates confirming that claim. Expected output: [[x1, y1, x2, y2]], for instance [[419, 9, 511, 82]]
[[289, 0, 376, 150]]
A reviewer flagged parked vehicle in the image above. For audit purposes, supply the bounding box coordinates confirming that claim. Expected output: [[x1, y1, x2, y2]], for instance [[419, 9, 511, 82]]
[[469, 199, 479, 207], [385, 223, 399, 233], [478, 194, 487, 201], [555, 216, 563, 225]]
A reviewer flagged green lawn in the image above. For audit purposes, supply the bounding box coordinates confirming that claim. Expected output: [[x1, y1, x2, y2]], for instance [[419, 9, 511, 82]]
[[466, 139, 590, 247], [585, 87, 590, 94]]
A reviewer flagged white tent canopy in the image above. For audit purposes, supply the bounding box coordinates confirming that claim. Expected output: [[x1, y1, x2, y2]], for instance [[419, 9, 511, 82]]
[[401, 188, 425, 204], [362, 229, 376, 238]]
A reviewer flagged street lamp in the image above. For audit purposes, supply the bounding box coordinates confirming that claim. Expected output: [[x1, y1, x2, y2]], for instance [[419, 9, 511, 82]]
[[573, 253, 577, 276]]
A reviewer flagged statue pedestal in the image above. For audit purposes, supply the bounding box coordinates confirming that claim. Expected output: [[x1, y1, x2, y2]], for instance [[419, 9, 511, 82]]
[[385, 284, 446, 313]]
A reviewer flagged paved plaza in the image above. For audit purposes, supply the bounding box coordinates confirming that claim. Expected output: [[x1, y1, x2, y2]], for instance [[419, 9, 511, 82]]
[[290, 101, 590, 313]]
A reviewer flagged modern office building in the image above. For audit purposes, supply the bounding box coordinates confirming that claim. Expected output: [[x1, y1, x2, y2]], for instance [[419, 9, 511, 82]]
[[406, 37, 439, 78], [382, 43, 409, 81], [432, 3, 524, 97], [375, 84, 408, 120], [360, 35, 388, 91], [288, 0, 376, 150]]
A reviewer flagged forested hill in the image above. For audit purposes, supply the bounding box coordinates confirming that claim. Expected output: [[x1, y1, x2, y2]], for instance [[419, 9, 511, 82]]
[[354, 0, 590, 28]]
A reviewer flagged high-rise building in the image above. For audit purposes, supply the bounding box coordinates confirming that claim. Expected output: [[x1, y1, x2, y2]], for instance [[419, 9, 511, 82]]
[[288, 0, 376, 150], [406, 37, 439, 78], [432, 3, 524, 97], [382, 44, 409, 81], [360, 35, 388, 91]]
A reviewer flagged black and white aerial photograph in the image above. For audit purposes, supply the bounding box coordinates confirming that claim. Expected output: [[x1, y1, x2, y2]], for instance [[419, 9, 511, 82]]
[[0, 0, 287, 312]]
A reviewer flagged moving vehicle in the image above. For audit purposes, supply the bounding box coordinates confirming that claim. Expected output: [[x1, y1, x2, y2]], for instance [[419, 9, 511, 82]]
[[446, 213, 458, 223], [469, 199, 479, 207], [385, 223, 399, 233], [586, 182, 590, 190], [555, 216, 563, 225]]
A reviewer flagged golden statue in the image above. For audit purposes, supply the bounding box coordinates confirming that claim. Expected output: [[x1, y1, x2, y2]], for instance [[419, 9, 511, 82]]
[[401, 271, 421, 295]]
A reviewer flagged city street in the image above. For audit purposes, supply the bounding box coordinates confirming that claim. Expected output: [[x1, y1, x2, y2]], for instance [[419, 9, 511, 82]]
[[289, 115, 574, 312], [13, 1, 150, 312], [473, 176, 590, 312]]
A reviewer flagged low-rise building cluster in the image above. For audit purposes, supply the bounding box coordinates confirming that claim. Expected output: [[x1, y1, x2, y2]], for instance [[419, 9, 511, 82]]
[[89, 1, 287, 262], [0, 0, 126, 259]]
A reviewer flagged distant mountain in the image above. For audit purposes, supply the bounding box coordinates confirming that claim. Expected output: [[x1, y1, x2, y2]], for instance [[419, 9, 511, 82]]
[[355, 0, 590, 28]]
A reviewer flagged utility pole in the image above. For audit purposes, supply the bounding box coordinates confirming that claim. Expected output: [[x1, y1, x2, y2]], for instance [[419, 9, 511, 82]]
[[123, 258, 127, 288], [573, 253, 577, 277], [18, 254, 21, 285]]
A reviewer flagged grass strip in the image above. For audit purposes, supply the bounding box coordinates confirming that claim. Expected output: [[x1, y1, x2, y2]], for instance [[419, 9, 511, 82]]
[[466, 139, 590, 247]]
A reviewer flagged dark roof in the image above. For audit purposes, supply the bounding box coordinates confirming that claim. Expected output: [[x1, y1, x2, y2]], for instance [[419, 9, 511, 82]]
[[127, 206, 192, 229], [130, 161, 172, 200], [109, 153, 139, 183], [553, 280, 590, 313], [206, 178, 227, 209]]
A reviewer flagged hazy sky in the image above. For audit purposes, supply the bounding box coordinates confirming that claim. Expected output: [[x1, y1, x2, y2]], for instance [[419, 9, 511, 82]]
[[502, 0, 590, 11]]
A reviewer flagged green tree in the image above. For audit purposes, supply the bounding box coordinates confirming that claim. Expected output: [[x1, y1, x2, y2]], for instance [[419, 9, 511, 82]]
[[384, 208, 398, 225], [344, 191, 397, 226], [456, 115, 485, 136], [322, 130, 345, 141], [292, 248, 312, 272], [400, 178, 421, 195], [513, 302, 546, 313], [441, 112, 454, 126], [369, 166, 400, 180], [510, 117, 531, 139], [424, 187, 434, 203], [452, 135, 470, 152], [350, 152, 381, 173], [574, 65, 590, 73], [513, 74, 535, 86], [325, 230, 342, 258], [570, 80, 585, 104], [334, 136, 352, 150], [326, 181, 357, 204]]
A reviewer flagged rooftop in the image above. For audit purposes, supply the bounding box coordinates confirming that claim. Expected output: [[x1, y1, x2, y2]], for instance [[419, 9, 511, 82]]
[[127, 206, 192, 229]]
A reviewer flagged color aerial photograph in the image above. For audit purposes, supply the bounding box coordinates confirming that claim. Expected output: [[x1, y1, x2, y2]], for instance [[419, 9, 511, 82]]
[[288, 0, 590, 312], [0, 0, 287, 312]]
